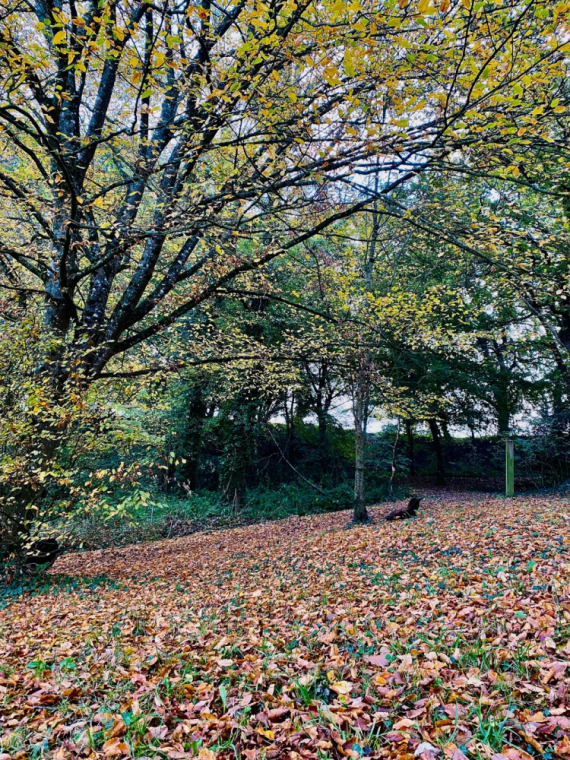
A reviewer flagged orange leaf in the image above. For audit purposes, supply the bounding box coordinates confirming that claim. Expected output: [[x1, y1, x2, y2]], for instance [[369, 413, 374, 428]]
[[102, 738, 131, 757]]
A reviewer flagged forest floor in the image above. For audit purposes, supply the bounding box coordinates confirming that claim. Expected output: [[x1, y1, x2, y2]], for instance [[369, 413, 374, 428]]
[[1, 493, 570, 760]]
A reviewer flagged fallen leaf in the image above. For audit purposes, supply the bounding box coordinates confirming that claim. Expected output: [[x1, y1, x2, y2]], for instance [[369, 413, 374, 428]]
[[415, 742, 440, 757], [197, 750, 217, 760], [331, 680, 352, 695], [103, 737, 131, 756]]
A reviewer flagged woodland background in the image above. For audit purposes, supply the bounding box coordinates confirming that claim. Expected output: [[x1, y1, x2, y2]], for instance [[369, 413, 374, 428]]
[[0, 0, 569, 550], [3, 2, 570, 758]]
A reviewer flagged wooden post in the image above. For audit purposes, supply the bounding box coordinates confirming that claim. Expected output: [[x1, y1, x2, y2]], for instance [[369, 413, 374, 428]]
[[505, 439, 514, 497]]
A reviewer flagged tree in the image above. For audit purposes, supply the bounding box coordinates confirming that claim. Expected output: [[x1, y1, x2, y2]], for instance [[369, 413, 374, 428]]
[[1, 0, 565, 379], [1, 0, 568, 544]]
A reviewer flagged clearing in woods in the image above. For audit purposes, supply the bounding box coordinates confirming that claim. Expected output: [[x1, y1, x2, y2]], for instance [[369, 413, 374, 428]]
[[1, 494, 570, 760]]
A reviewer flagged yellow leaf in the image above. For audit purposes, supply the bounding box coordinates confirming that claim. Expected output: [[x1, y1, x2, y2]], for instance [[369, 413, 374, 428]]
[[52, 30, 66, 45], [344, 49, 355, 77], [323, 65, 340, 86], [198, 751, 217, 760], [331, 680, 352, 695], [418, 0, 430, 11]]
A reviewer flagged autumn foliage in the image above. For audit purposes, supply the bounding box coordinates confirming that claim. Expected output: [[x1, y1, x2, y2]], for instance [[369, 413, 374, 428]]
[[2, 494, 570, 759], [1, 0, 570, 753]]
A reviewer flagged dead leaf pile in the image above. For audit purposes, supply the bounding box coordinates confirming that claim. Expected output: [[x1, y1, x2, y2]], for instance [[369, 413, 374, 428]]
[[1, 494, 570, 759]]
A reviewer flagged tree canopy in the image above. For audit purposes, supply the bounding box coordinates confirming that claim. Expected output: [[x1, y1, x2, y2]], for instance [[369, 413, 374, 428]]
[[0, 0, 570, 545]]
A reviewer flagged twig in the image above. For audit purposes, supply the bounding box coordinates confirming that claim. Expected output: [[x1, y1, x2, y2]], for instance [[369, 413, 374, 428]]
[[266, 426, 325, 495], [389, 418, 401, 500]]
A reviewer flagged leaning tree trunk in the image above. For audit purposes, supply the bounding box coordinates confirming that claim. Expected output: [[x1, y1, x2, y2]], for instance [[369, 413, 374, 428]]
[[428, 419, 446, 486]]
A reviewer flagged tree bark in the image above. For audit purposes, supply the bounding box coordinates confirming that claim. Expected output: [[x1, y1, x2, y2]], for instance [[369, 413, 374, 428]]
[[352, 379, 370, 523], [389, 419, 401, 499], [316, 408, 329, 480], [492, 348, 511, 435], [429, 419, 446, 486], [481, 338, 512, 435], [405, 420, 416, 476], [220, 391, 260, 511], [496, 404, 511, 435], [351, 182, 380, 524], [304, 360, 335, 482], [182, 383, 207, 491], [440, 415, 452, 441]]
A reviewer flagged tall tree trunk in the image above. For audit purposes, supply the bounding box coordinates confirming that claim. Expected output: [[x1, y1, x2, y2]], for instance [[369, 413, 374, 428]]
[[220, 392, 259, 511], [389, 419, 401, 499], [316, 408, 329, 481], [478, 337, 512, 436], [496, 403, 511, 435], [307, 360, 334, 482], [405, 420, 416, 476], [351, 176, 380, 523], [1, 347, 81, 558], [440, 415, 452, 441], [492, 339, 513, 435], [353, 378, 370, 523], [429, 419, 446, 486], [182, 383, 207, 491]]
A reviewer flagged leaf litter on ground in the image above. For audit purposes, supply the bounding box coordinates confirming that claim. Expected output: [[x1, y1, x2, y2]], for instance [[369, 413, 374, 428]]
[[1, 493, 570, 760]]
